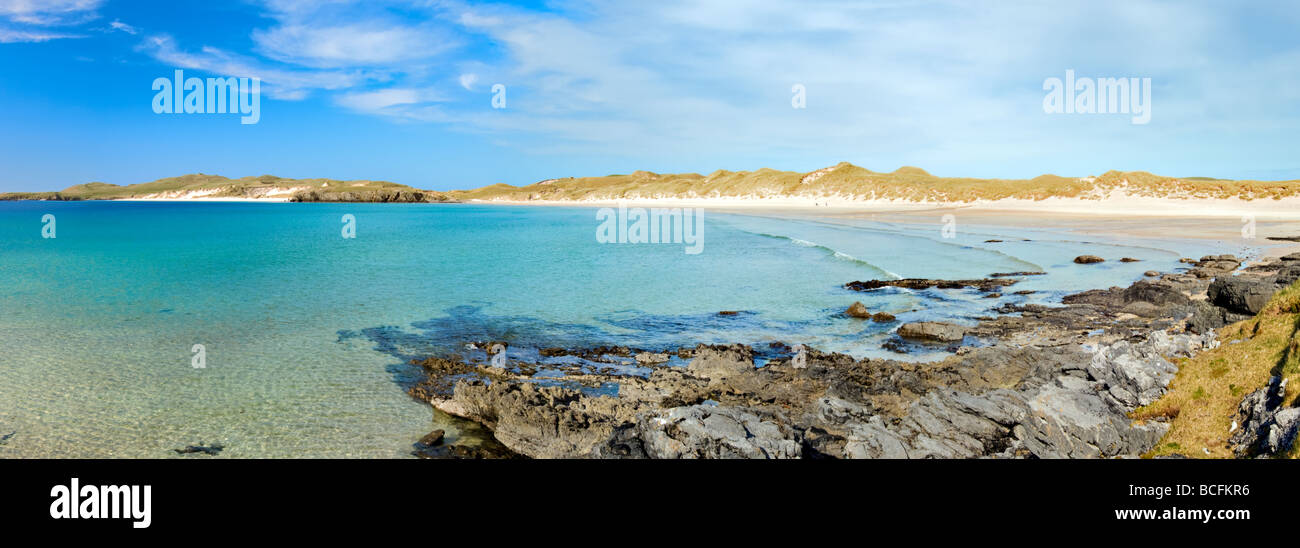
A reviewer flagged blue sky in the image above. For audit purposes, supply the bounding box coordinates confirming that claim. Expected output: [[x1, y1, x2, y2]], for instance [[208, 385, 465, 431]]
[[1, 0, 1298, 192]]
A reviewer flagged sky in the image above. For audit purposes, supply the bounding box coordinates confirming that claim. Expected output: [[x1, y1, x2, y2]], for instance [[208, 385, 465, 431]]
[[0, 0, 1298, 192]]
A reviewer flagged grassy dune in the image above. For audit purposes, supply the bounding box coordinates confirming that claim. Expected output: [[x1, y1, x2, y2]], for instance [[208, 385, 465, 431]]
[[0, 174, 452, 202], [445, 162, 1300, 202], [6, 163, 1299, 203], [1138, 281, 1300, 459]]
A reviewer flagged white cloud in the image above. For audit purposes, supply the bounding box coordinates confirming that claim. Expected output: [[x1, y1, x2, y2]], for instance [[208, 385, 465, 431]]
[[247, 0, 458, 69], [0, 27, 82, 42], [109, 19, 136, 35], [458, 73, 478, 90], [253, 23, 456, 68], [0, 0, 101, 25], [336, 87, 440, 112], [0, 0, 99, 42]]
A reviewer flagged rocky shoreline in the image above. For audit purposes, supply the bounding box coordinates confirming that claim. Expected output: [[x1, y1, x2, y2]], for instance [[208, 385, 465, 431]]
[[403, 253, 1300, 459]]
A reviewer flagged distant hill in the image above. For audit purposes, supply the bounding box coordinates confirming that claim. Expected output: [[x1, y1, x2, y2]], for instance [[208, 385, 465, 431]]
[[444, 162, 1300, 203], [0, 174, 455, 203], [6, 163, 1298, 203]]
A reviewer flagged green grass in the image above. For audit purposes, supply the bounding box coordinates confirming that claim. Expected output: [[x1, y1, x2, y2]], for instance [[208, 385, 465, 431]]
[[1138, 280, 1300, 458]]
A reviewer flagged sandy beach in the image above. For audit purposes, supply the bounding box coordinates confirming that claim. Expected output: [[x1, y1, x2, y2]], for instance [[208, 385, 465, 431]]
[[467, 194, 1300, 260]]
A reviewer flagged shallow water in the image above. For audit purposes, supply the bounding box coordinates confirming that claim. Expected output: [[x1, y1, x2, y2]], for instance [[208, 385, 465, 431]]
[[0, 201, 1245, 457]]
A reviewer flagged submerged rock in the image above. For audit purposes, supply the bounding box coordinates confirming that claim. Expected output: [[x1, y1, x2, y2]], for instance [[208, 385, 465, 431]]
[[173, 443, 224, 456], [418, 429, 445, 447], [846, 301, 872, 319], [1073, 255, 1105, 264]]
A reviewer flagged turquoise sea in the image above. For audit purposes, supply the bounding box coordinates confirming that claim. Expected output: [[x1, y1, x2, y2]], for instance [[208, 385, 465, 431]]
[[0, 201, 1240, 457]]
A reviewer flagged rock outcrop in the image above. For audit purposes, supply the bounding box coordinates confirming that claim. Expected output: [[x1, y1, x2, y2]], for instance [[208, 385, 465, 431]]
[[397, 253, 1297, 459], [1229, 376, 1300, 457], [897, 322, 967, 342]]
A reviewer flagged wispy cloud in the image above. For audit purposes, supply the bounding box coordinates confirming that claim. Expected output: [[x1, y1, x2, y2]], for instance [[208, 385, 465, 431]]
[[136, 34, 376, 100], [0, 27, 82, 43], [0, 0, 100, 43], [109, 19, 136, 35], [250, 0, 458, 68], [0, 0, 102, 25]]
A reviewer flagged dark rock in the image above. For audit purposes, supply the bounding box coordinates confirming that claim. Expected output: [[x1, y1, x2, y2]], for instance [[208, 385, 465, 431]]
[[1229, 376, 1298, 456], [1144, 271, 1160, 277], [418, 429, 445, 447], [1275, 264, 1300, 288], [989, 271, 1045, 278], [1208, 277, 1273, 315], [1074, 255, 1105, 264], [718, 310, 740, 316], [870, 312, 896, 323], [845, 278, 1018, 292], [1120, 257, 1141, 262], [173, 443, 224, 456], [1186, 301, 1251, 334], [1122, 281, 1191, 307]]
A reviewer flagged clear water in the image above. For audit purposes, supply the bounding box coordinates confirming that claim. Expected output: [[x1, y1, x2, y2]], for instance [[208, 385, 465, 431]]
[[0, 201, 1238, 457]]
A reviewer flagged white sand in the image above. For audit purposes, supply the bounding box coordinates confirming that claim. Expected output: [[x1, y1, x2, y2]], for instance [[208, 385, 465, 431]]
[[114, 197, 291, 202], [467, 192, 1300, 219], [466, 193, 1300, 261]]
